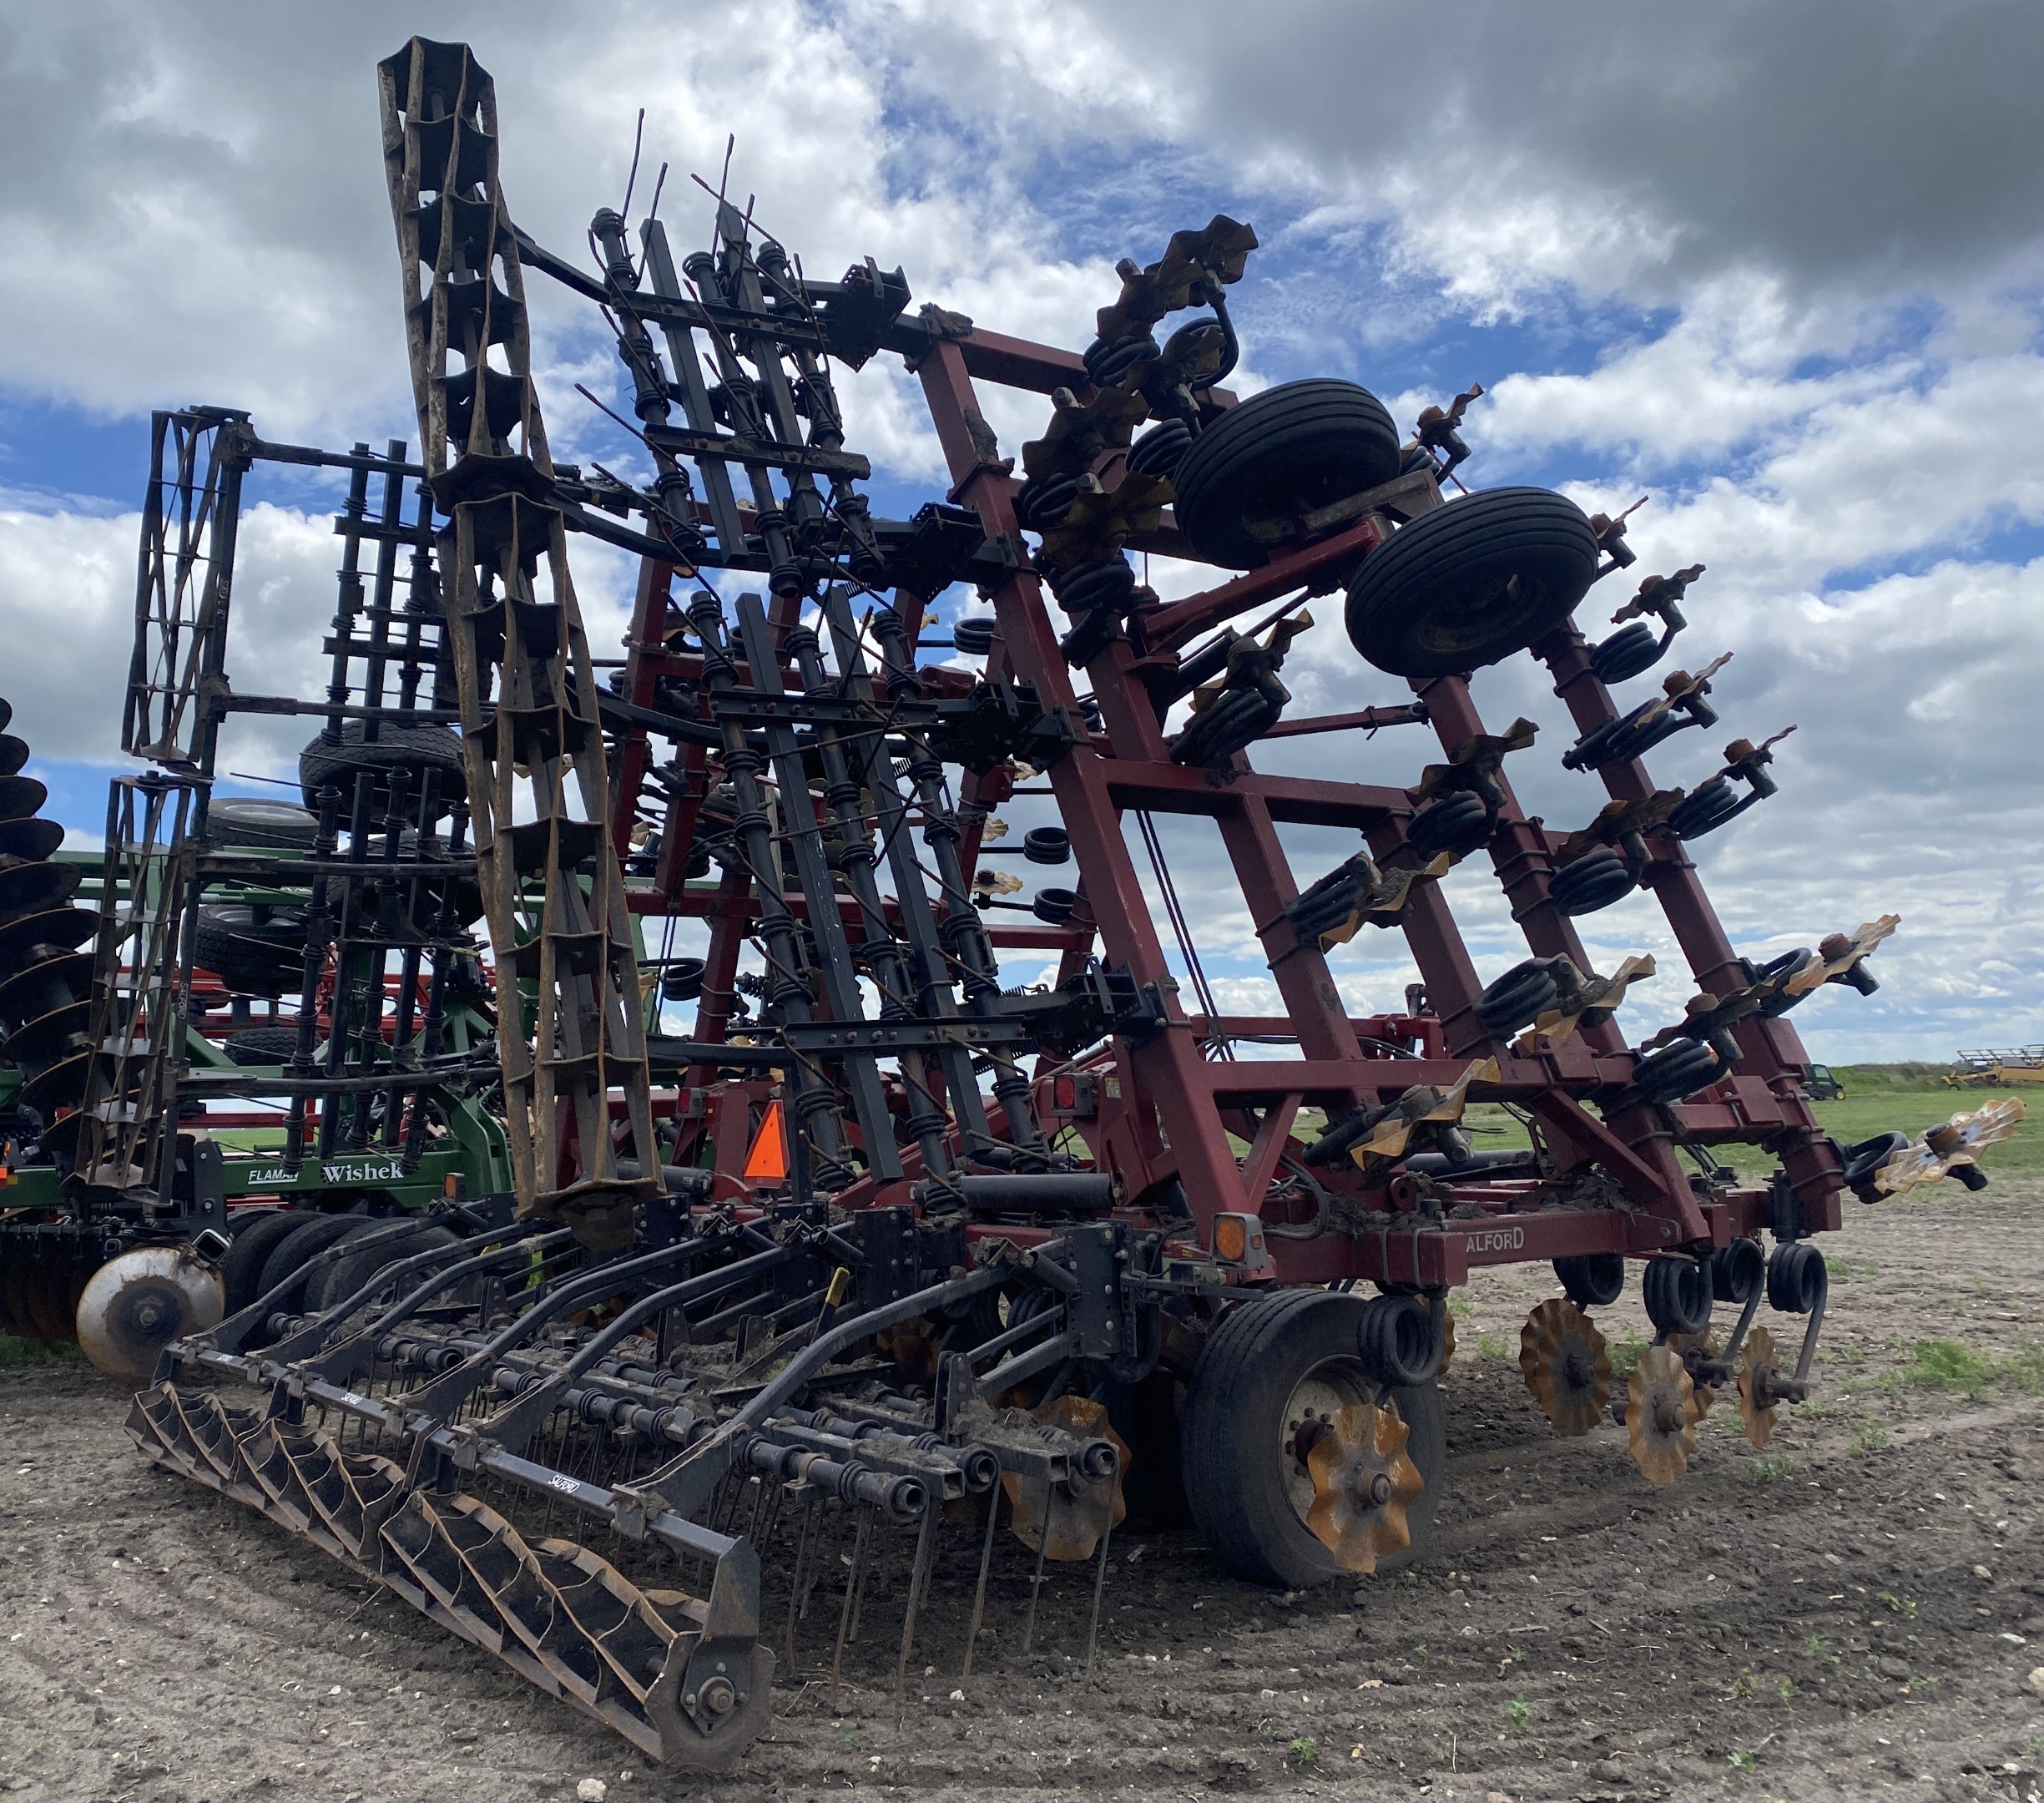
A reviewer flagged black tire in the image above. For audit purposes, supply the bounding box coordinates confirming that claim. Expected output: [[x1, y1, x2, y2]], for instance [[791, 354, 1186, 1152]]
[[1172, 380, 1401, 569], [220, 1209, 305, 1315], [255, 1211, 367, 1317], [1476, 960, 1561, 1038], [1631, 1037, 1724, 1104], [298, 1219, 391, 1313], [1106, 1368, 1192, 1528], [223, 1025, 306, 1068], [1181, 1289, 1446, 1590], [1549, 847, 1636, 916], [298, 719, 466, 815], [1407, 790, 1492, 861], [205, 798, 318, 851], [306, 1223, 464, 1316], [194, 903, 310, 997], [1345, 487, 1599, 677]]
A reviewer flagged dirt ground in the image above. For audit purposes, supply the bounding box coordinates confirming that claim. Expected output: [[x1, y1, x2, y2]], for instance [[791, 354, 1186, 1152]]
[[5, 1185, 2044, 1803]]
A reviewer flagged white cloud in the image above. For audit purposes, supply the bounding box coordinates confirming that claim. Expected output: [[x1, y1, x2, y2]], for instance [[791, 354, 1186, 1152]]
[[1, 0, 2039, 1063]]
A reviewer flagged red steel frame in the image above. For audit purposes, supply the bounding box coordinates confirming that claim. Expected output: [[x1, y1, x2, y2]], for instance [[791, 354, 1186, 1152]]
[[600, 312, 1848, 1290]]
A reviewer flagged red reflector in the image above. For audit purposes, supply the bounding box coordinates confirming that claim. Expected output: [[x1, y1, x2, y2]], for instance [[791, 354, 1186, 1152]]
[[1053, 1076, 1077, 1109]]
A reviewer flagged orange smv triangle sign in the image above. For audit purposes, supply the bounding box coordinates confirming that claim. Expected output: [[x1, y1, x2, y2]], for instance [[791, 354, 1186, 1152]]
[[742, 1099, 788, 1182]]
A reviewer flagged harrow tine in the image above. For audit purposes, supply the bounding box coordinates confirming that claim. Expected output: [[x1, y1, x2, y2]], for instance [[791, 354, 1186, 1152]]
[[1021, 1524, 1050, 1654], [830, 1510, 871, 1711], [894, 1495, 940, 1727], [961, 1484, 1001, 1679], [1083, 1516, 1114, 1678], [783, 1495, 820, 1665]]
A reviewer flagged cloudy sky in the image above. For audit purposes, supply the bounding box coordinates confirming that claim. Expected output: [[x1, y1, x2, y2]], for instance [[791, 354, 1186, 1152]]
[[1, 0, 2039, 1062]]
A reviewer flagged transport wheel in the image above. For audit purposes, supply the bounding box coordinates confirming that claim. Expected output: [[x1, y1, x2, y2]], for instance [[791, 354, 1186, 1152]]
[[1171, 379, 1401, 568], [193, 904, 309, 997], [306, 1223, 460, 1314], [1345, 487, 1599, 677], [220, 1209, 305, 1314], [1181, 1288, 1445, 1589], [204, 798, 319, 851], [297, 718, 466, 815], [223, 1025, 305, 1068]]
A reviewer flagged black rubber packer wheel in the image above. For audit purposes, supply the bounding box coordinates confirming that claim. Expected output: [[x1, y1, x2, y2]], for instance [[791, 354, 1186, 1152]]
[[1345, 487, 1599, 677], [298, 719, 466, 816], [1181, 1288, 1446, 1590], [255, 1211, 369, 1321], [1549, 847, 1636, 916], [307, 1223, 465, 1316], [1171, 379, 1401, 569], [220, 1209, 305, 1315]]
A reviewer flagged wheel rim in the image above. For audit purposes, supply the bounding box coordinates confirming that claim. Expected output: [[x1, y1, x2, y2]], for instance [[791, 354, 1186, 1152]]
[[1412, 571, 1553, 662], [1279, 1354, 1374, 1523]]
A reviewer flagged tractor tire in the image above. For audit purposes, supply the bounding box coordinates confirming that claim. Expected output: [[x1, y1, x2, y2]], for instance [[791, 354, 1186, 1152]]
[[1549, 847, 1636, 916], [220, 1209, 306, 1315], [298, 719, 466, 815], [1171, 380, 1401, 569], [205, 798, 319, 851], [194, 904, 309, 997], [1181, 1288, 1446, 1590], [1345, 487, 1599, 677]]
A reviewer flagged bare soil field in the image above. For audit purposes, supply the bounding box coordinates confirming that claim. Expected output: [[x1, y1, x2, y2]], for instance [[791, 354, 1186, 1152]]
[[5, 1185, 2044, 1803]]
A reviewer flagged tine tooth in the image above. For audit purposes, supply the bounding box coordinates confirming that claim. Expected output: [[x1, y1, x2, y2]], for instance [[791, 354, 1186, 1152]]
[[893, 1498, 939, 1728], [961, 1485, 1000, 1679]]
